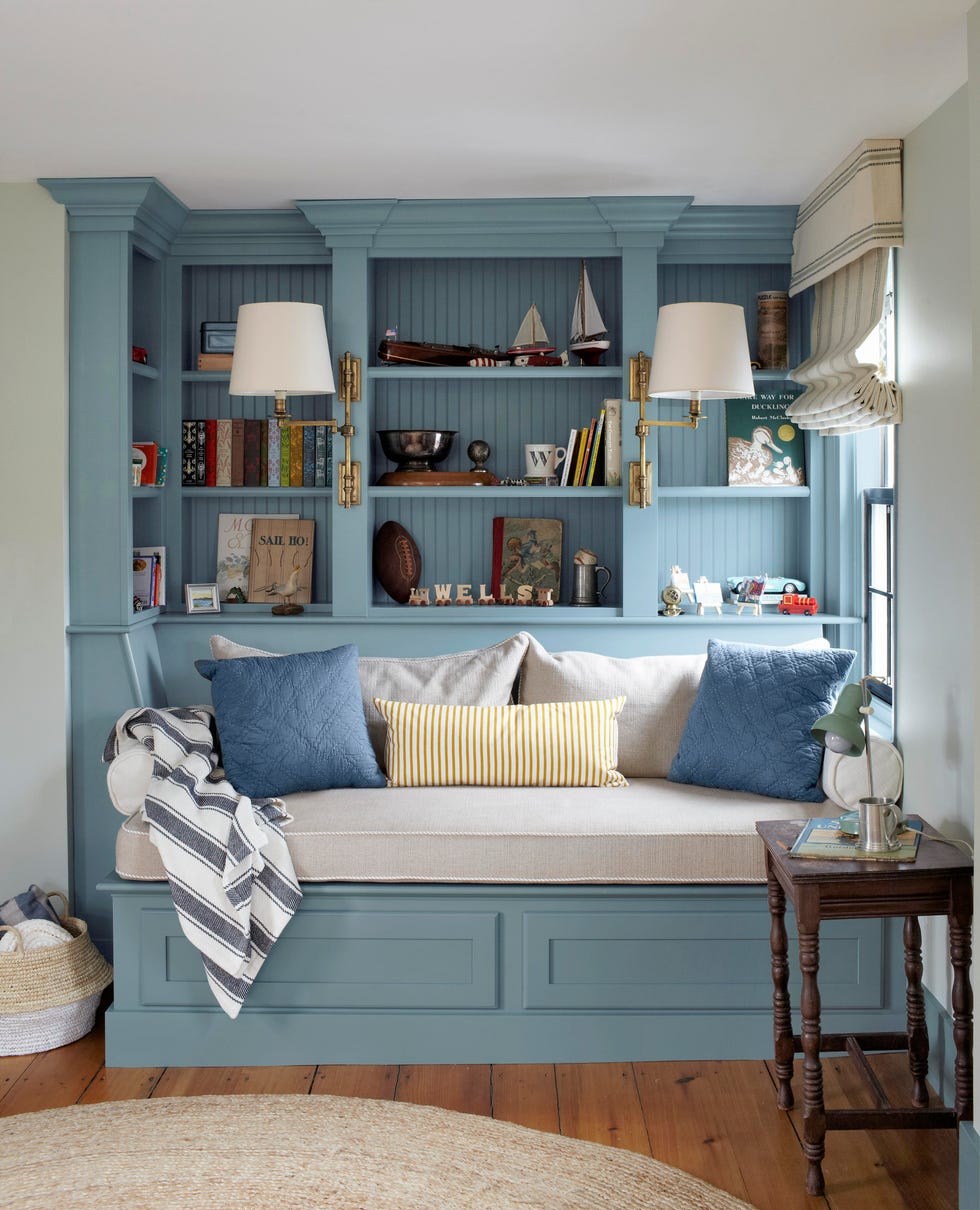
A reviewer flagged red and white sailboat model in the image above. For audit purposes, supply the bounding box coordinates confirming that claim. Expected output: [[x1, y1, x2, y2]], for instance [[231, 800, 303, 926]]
[[568, 261, 611, 366]]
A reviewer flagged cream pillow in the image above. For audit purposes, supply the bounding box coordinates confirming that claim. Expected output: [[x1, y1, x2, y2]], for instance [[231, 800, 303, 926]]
[[208, 632, 532, 770], [518, 634, 831, 779], [374, 697, 628, 788]]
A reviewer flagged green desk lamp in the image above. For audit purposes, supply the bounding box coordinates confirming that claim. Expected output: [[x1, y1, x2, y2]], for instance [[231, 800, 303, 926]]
[[811, 675, 902, 849]]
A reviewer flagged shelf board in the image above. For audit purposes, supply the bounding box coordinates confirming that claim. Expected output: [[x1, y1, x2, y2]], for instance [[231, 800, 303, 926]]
[[752, 370, 795, 382], [157, 604, 334, 621], [368, 605, 622, 621], [130, 485, 165, 498], [369, 365, 623, 381], [180, 486, 331, 497], [659, 485, 810, 499], [182, 370, 231, 381], [368, 485, 621, 499], [132, 362, 159, 379]]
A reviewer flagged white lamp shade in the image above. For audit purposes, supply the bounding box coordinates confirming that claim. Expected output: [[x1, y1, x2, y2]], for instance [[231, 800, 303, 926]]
[[647, 302, 755, 399], [229, 302, 335, 397]]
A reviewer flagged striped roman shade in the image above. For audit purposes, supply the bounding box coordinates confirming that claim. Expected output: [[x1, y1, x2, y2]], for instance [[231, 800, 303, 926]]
[[374, 698, 628, 788]]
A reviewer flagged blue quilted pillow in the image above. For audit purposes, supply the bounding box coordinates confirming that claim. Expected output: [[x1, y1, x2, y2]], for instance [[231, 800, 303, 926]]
[[668, 639, 855, 802], [196, 645, 386, 798]]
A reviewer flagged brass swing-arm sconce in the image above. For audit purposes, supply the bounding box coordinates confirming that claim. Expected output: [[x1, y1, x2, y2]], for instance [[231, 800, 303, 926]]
[[627, 302, 756, 508], [230, 302, 362, 508]]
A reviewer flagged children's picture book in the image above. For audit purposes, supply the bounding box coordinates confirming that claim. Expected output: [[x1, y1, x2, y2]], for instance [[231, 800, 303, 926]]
[[247, 517, 315, 606], [727, 391, 806, 487], [216, 513, 298, 601], [789, 817, 922, 862], [491, 517, 563, 603]]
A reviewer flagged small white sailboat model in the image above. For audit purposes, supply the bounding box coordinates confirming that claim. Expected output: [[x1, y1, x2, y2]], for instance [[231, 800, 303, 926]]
[[507, 303, 556, 358], [569, 261, 611, 365]]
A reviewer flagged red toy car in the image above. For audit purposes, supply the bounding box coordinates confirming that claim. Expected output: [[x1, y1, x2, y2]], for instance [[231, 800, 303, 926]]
[[779, 592, 819, 615]]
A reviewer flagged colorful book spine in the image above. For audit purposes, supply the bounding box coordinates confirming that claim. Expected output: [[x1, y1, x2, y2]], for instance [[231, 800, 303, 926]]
[[181, 421, 197, 485], [577, 421, 596, 485], [603, 399, 622, 487], [154, 447, 168, 487], [280, 425, 290, 487], [204, 419, 217, 487], [231, 418, 245, 487], [243, 419, 262, 487], [586, 409, 605, 486], [267, 420, 280, 487], [572, 426, 589, 486], [215, 419, 232, 486], [303, 426, 315, 487], [314, 425, 327, 488], [195, 421, 207, 486], [289, 426, 305, 487], [260, 420, 269, 486]]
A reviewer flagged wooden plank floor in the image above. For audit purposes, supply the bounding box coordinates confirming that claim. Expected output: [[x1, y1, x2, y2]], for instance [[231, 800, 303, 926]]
[[0, 1017, 958, 1210]]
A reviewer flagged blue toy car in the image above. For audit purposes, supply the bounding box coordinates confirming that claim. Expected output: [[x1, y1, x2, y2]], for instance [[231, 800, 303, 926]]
[[726, 575, 806, 602]]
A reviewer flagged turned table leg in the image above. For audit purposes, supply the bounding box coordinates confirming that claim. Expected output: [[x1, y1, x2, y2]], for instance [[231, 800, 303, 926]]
[[949, 897, 974, 1122], [904, 914, 930, 1108], [767, 862, 794, 1110], [798, 918, 825, 1197]]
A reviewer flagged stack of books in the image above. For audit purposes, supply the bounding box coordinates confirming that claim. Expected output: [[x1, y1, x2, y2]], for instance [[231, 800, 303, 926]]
[[560, 399, 622, 487], [133, 546, 166, 609], [181, 419, 332, 489]]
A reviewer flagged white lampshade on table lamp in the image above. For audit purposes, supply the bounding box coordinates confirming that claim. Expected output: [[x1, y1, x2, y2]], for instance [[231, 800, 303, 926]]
[[229, 301, 362, 508], [629, 302, 755, 506]]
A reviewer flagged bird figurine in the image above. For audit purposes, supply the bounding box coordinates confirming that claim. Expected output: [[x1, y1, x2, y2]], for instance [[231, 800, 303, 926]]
[[254, 561, 306, 615]]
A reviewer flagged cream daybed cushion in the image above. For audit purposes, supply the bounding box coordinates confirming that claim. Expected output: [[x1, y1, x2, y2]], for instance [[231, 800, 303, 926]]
[[115, 778, 824, 885]]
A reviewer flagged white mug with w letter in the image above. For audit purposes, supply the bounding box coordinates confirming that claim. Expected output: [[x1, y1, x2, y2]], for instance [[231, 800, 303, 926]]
[[524, 442, 567, 477]]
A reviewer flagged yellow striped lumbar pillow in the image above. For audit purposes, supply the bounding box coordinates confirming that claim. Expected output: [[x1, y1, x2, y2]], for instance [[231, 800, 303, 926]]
[[373, 697, 628, 788]]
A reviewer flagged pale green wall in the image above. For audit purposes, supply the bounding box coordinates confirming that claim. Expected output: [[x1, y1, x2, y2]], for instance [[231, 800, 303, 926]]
[[897, 83, 976, 1000], [0, 184, 70, 897]]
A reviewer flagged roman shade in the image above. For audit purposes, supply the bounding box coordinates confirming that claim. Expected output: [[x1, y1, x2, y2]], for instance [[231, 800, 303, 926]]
[[786, 139, 903, 435]]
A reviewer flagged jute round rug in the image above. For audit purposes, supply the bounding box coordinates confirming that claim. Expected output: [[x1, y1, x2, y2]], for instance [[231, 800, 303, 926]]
[[0, 1093, 759, 1209]]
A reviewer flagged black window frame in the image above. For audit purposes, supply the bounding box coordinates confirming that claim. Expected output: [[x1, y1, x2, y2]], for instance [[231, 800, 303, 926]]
[[864, 486, 894, 706]]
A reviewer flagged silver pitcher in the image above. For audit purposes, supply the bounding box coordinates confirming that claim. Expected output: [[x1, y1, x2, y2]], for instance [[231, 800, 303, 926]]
[[570, 563, 612, 607]]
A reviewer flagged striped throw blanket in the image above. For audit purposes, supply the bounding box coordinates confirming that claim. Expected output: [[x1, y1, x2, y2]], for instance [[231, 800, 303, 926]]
[[103, 707, 302, 1018]]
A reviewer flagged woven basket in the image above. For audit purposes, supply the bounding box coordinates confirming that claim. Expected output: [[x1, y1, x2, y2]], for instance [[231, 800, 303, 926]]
[[0, 893, 113, 1056]]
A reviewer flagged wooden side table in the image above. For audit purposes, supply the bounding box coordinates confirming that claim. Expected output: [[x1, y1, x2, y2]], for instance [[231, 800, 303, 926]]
[[756, 817, 973, 1196]]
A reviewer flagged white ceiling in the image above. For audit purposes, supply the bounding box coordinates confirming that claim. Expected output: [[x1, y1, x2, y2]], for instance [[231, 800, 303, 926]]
[[0, 0, 970, 211]]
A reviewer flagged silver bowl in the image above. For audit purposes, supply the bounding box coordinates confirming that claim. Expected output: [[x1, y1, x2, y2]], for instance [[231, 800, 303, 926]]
[[378, 429, 457, 472]]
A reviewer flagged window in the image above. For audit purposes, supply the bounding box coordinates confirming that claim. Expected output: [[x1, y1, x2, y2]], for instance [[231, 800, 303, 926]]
[[861, 250, 896, 707]]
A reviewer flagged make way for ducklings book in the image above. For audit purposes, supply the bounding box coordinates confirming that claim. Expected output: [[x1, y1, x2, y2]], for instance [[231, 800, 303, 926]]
[[789, 817, 922, 861]]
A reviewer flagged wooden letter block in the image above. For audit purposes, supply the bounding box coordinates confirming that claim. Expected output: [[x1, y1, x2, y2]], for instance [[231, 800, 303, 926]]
[[516, 584, 533, 604], [455, 583, 474, 606], [433, 583, 452, 606], [535, 587, 554, 606], [478, 584, 495, 605], [408, 586, 430, 606]]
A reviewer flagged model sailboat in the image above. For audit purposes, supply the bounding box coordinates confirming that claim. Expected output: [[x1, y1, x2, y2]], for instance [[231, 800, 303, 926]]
[[569, 261, 611, 365], [507, 303, 556, 358]]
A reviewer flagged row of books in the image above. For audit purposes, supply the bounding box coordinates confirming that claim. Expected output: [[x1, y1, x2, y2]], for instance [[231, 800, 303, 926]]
[[132, 442, 168, 486], [133, 546, 166, 609], [182, 419, 333, 489], [560, 399, 622, 487]]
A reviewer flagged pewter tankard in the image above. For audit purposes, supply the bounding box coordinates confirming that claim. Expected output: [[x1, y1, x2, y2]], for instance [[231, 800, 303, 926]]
[[570, 563, 611, 606], [857, 797, 902, 853]]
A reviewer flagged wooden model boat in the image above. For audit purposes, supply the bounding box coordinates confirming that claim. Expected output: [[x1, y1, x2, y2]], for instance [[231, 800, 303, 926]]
[[507, 303, 556, 358], [569, 261, 611, 365], [378, 338, 505, 367]]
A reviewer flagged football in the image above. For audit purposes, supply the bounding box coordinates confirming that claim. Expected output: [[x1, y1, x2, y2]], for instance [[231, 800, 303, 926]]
[[372, 521, 422, 603]]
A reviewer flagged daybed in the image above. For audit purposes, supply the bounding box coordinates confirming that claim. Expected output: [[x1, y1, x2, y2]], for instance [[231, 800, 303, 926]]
[[99, 631, 908, 1068]]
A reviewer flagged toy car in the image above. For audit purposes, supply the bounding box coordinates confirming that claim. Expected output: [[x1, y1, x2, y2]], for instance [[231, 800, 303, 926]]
[[778, 593, 818, 615], [726, 575, 806, 603]]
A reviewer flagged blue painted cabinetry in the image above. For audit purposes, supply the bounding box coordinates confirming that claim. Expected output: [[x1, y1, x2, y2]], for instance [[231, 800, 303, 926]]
[[39, 180, 865, 949]]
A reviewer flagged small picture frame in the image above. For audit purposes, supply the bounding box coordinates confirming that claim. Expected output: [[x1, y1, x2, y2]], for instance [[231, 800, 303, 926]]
[[184, 583, 221, 614]]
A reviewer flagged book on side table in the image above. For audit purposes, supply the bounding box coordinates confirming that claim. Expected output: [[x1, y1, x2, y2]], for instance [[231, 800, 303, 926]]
[[789, 817, 923, 862]]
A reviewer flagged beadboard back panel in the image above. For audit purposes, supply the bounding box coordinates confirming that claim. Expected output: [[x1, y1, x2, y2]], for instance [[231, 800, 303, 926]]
[[371, 495, 622, 607], [371, 257, 622, 363]]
